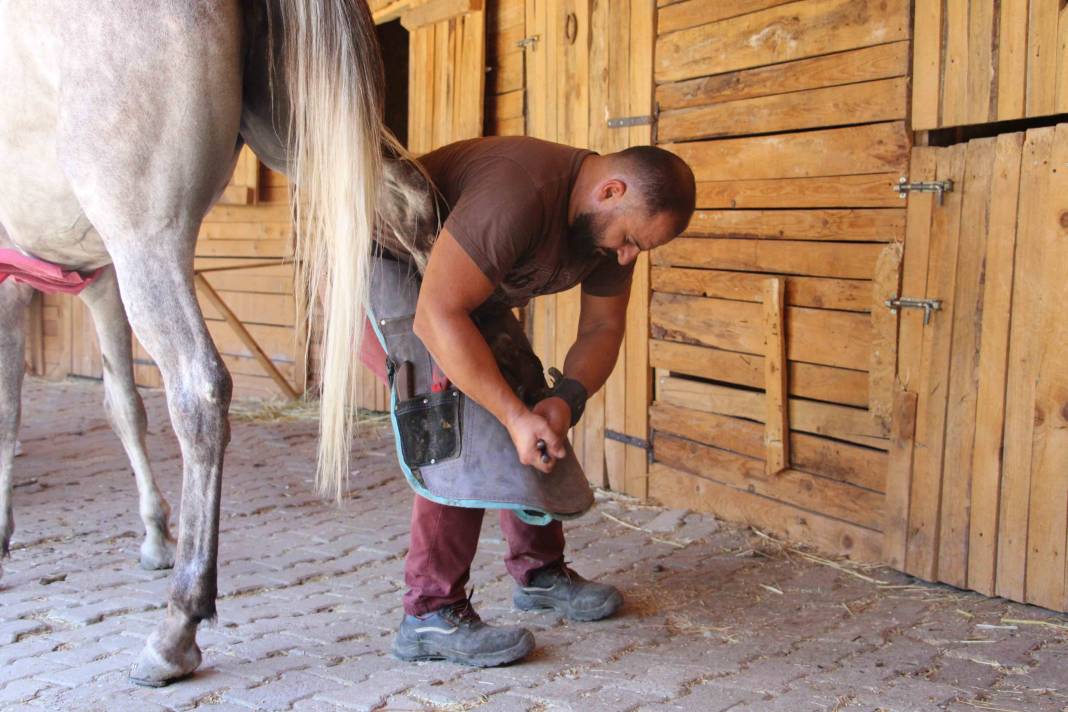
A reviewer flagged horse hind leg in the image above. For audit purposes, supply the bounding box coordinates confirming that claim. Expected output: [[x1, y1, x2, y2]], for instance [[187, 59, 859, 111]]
[[78, 268, 175, 571], [0, 279, 33, 580]]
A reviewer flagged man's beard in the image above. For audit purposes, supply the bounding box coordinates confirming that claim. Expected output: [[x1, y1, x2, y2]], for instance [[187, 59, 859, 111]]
[[569, 211, 608, 259]]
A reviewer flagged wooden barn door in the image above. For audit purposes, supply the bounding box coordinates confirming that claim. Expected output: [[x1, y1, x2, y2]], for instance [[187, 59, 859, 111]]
[[885, 125, 1068, 611], [523, 0, 655, 498]]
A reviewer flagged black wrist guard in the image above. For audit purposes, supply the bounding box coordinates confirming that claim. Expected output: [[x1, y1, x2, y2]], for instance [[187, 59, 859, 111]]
[[547, 367, 588, 427]]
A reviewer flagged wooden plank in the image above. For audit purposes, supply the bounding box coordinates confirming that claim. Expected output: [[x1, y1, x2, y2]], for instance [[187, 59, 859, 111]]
[[194, 239, 291, 259], [456, 9, 486, 141], [658, 375, 888, 450], [199, 222, 292, 241], [696, 174, 904, 209], [659, 77, 907, 142], [650, 339, 869, 407], [1026, 0, 1061, 117], [883, 388, 918, 570], [905, 143, 966, 581], [869, 241, 903, 432], [966, 0, 995, 124], [762, 278, 788, 475], [650, 462, 883, 561], [625, 0, 655, 499], [195, 274, 298, 399], [197, 290, 295, 328], [651, 266, 872, 312], [651, 293, 871, 371], [651, 401, 885, 492], [204, 204, 291, 223], [656, 41, 909, 111], [1058, 6, 1068, 113], [654, 433, 883, 530], [401, 0, 483, 30], [941, 0, 968, 127], [486, 89, 524, 122], [655, 0, 910, 83], [937, 137, 997, 589], [657, 0, 794, 34], [665, 122, 910, 182], [1023, 123, 1068, 610], [685, 209, 904, 242], [997, 128, 1055, 602], [967, 131, 1024, 596], [997, 0, 1030, 120], [653, 238, 882, 280], [911, 0, 944, 129]]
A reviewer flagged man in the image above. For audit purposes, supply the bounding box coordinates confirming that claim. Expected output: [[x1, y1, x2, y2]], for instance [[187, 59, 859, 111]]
[[370, 136, 695, 667]]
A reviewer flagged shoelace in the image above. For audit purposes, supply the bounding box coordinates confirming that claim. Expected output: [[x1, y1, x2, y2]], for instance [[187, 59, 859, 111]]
[[441, 591, 482, 626]]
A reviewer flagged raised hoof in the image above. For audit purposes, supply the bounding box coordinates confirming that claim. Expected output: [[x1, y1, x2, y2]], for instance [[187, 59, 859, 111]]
[[139, 537, 176, 571], [129, 631, 201, 687]]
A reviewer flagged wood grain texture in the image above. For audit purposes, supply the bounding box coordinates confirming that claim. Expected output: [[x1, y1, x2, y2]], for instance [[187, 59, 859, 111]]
[[685, 209, 904, 242], [657, 0, 795, 34], [655, 0, 909, 83], [967, 132, 1024, 596], [997, 128, 1055, 602], [997, 0, 1030, 120], [1026, 0, 1061, 117], [651, 266, 873, 312], [665, 122, 910, 182], [883, 388, 918, 569], [653, 238, 883, 280], [657, 375, 888, 450], [911, 0, 944, 129], [656, 41, 910, 111], [695, 174, 904, 209], [658, 77, 908, 142], [762, 278, 789, 475], [650, 339, 869, 407], [649, 463, 883, 561]]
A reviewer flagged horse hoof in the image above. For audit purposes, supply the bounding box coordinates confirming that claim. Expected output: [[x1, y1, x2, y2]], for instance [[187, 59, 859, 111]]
[[139, 537, 176, 570], [129, 630, 201, 687]]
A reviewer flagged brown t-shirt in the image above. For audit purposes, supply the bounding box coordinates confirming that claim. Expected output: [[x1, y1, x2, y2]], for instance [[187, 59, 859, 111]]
[[408, 136, 634, 309]]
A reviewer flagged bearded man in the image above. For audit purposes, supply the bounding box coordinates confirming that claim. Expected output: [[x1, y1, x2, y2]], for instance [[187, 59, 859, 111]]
[[364, 136, 695, 667]]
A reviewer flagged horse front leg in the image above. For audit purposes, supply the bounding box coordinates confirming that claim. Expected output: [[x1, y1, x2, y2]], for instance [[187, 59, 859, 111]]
[[111, 257, 232, 686], [0, 279, 32, 579], [79, 267, 175, 571]]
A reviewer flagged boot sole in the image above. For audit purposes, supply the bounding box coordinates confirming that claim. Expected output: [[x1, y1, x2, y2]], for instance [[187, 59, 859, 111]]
[[513, 589, 622, 622], [392, 630, 535, 667]]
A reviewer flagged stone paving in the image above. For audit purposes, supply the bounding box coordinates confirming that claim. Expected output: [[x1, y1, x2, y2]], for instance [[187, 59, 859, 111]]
[[1, 378, 1067, 712]]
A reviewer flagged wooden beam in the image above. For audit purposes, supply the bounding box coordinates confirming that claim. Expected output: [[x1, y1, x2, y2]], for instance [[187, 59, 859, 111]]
[[762, 278, 788, 475], [193, 273, 299, 400], [401, 0, 483, 30]]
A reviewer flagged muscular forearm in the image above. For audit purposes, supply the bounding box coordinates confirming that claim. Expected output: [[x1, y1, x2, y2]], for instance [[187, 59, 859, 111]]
[[562, 323, 625, 396], [413, 308, 527, 427]]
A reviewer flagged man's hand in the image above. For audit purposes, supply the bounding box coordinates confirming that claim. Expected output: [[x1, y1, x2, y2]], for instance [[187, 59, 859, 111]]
[[533, 397, 571, 439], [505, 408, 567, 474]]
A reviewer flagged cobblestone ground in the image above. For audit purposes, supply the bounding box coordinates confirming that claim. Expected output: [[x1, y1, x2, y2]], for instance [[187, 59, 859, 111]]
[[1, 378, 1066, 712]]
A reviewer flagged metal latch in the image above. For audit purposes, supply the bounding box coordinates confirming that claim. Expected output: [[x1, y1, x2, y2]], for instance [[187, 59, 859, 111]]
[[516, 35, 540, 50], [885, 297, 943, 324], [895, 177, 954, 205], [607, 114, 656, 129]]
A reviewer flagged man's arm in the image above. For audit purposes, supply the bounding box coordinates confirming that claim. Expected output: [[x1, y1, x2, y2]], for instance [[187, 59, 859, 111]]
[[413, 229, 566, 473], [534, 284, 631, 434]]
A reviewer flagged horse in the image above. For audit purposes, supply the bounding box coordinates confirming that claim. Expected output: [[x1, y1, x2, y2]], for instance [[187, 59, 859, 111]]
[[0, 0, 433, 687]]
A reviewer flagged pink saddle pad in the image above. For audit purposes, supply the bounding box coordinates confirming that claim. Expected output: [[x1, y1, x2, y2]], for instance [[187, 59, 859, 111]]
[[0, 248, 105, 295]]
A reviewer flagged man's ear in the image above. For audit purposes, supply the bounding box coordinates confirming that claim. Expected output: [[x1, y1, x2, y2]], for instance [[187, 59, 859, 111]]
[[598, 178, 627, 202]]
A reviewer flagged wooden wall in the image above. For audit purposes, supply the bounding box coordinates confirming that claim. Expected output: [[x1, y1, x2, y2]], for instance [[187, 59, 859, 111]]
[[647, 0, 913, 562], [914, 0, 1068, 129], [38, 148, 303, 401]]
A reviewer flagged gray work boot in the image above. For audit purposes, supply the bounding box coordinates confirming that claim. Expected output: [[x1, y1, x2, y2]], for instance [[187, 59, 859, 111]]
[[392, 599, 535, 667], [513, 562, 623, 621]]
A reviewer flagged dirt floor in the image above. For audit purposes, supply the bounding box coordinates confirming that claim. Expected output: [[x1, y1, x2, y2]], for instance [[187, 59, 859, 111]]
[[1, 377, 1066, 712]]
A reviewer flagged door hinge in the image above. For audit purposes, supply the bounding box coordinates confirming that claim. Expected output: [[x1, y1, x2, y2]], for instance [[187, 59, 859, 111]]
[[605, 429, 653, 464], [516, 35, 540, 50], [607, 114, 657, 129], [895, 177, 954, 205], [885, 297, 943, 324]]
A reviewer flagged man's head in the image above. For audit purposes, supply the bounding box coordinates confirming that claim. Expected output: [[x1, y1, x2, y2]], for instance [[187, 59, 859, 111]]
[[569, 145, 696, 266]]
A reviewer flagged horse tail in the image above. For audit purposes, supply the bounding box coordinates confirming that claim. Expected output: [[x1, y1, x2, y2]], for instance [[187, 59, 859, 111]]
[[274, 0, 385, 501]]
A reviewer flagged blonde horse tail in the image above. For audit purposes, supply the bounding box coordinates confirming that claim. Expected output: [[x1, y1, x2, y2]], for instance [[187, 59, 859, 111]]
[[275, 0, 384, 501]]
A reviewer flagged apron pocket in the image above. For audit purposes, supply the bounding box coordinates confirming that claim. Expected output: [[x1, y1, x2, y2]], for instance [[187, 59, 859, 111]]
[[395, 389, 463, 468]]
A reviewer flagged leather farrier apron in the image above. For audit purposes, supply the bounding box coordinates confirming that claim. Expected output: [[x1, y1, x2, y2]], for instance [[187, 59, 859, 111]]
[[366, 254, 594, 525]]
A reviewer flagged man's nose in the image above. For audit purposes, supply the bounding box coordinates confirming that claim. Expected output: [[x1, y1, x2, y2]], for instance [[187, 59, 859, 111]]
[[617, 244, 638, 266]]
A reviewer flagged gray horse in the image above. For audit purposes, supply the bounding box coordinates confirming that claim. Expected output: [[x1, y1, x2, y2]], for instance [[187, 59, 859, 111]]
[[0, 0, 432, 687]]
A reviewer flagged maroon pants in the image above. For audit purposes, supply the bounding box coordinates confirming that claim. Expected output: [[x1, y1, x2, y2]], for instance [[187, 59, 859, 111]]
[[403, 494, 565, 616]]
